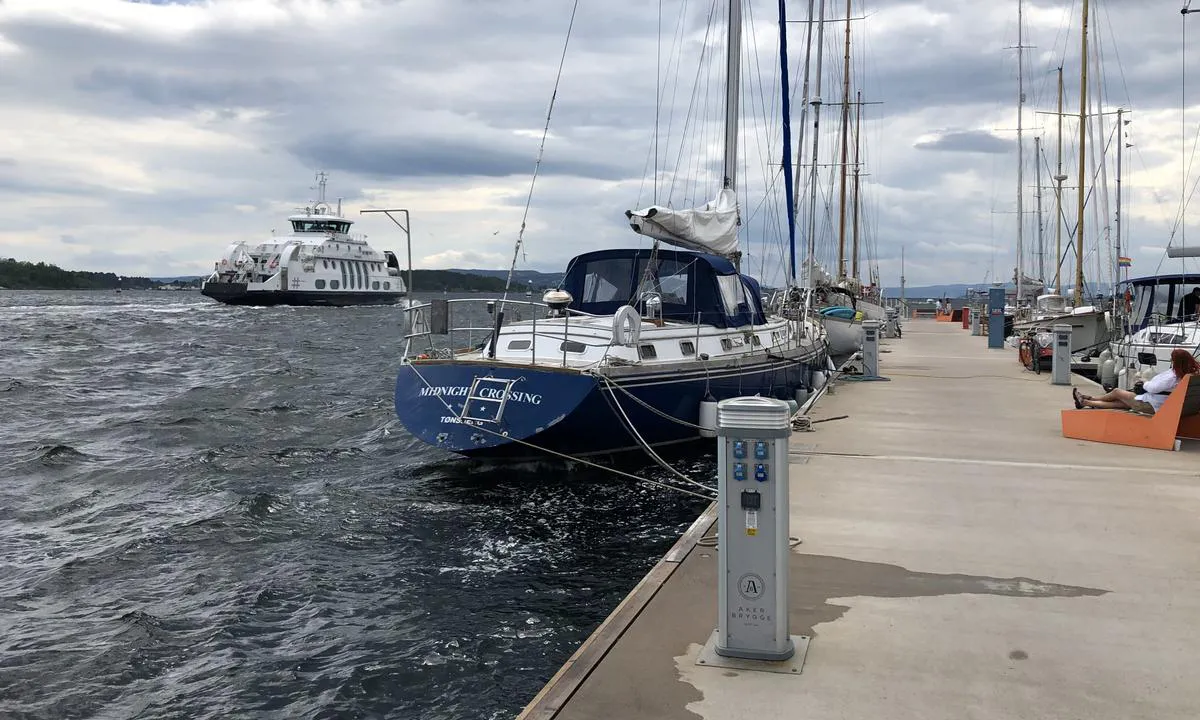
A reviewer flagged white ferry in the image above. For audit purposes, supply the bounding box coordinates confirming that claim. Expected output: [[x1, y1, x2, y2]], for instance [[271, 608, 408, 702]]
[[201, 173, 407, 306]]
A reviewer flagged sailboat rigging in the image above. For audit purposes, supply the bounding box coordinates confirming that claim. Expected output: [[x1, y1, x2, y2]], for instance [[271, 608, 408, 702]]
[[389, 0, 828, 460]]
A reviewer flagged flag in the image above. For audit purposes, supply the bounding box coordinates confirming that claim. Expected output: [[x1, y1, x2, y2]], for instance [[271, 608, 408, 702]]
[[1118, 256, 1132, 268]]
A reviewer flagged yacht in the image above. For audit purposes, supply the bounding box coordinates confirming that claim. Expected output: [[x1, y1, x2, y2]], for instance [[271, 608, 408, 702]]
[[201, 173, 407, 306]]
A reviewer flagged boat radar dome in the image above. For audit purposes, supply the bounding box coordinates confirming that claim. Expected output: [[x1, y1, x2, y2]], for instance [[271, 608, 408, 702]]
[[543, 289, 572, 315]]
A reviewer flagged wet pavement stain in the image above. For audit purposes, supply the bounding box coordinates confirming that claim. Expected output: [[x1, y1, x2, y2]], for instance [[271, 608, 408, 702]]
[[789, 553, 1109, 638]]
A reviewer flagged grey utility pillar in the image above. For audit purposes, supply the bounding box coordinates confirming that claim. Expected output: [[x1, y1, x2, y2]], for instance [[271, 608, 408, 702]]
[[1051, 324, 1072, 385]]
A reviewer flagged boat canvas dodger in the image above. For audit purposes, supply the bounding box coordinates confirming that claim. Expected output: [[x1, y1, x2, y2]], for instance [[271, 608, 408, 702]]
[[393, 248, 825, 459]]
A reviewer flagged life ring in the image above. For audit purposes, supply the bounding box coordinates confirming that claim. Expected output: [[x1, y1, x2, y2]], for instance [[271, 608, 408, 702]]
[[612, 305, 641, 346]]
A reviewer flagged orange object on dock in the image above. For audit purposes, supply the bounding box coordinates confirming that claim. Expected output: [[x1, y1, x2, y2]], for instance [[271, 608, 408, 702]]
[[1060, 374, 1200, 451]]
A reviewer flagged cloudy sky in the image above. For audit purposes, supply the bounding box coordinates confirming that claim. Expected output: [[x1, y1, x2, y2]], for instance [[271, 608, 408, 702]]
[[0, 0, 1194, 288]]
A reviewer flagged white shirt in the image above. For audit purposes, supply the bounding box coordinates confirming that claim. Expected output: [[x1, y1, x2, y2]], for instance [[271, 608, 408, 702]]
[[1135, 369, 1181, 412]]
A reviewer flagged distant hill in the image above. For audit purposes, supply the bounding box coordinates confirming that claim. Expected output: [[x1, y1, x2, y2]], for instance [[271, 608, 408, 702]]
[[447, 268, 564, 289], [0, 258, 163, 290], [410, 270, 508, 292]]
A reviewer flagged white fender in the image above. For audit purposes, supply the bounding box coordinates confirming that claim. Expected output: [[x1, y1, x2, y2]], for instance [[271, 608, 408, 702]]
[[612, 305, 642, 346]]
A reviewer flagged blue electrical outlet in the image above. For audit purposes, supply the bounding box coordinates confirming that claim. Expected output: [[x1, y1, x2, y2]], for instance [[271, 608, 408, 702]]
[[733, 462, 746, 481], [732, 440, 746, 459], [754, 464, 768, 482], [753, 441, 768, 459]]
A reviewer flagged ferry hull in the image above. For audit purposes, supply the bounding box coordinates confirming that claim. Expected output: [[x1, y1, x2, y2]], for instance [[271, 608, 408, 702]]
[[394, 355, 818, 459], [201, 281, 404, 307]]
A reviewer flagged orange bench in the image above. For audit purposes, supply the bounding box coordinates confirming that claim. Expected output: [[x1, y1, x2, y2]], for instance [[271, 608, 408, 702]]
[[1060, 373, 1200, 451]]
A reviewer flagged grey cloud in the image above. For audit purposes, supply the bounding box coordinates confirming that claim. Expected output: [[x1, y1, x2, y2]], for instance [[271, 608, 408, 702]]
[[915, 130, 1013, 154], [288, 133, 626, 181], [75, 67, 299, 109]]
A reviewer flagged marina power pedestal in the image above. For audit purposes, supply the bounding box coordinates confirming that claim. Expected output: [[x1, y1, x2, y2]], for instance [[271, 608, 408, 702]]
[[712, 397, 794, 662], [987, 287, 1006, 349], [971, 306, 982, 336], [1051, 324, 1072, 385], [862, 320, 880, 377]]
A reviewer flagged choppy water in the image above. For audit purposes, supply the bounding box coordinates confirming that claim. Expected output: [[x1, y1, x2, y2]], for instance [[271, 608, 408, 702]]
[[0, 290, 711, 720]]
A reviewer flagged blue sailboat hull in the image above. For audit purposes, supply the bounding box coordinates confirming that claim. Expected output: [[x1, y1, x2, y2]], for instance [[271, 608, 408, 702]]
[[394, 356, 819, 459]]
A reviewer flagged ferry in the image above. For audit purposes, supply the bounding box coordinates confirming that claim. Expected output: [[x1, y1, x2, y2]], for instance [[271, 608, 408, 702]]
[[201, 173, 407, 307]]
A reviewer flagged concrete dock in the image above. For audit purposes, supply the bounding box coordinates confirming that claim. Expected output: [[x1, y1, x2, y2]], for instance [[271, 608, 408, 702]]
[[519, 319, 1200, 720]]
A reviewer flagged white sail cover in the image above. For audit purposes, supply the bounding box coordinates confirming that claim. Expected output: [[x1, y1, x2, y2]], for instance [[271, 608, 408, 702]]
[[625, 188, 740, 256], [1167, 244, 1200, 258]]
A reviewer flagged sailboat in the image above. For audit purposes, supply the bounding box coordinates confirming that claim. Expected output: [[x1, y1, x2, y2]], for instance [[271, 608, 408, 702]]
[[1010, 0, 1109, 359], [390, 0, 829, 459], [1108, 8, 1200, 387]]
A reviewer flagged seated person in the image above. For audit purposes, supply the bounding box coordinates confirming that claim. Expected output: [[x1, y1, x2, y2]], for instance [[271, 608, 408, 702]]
[[1182, 287, 1200, 319], [1073, 349, 1200, 413]]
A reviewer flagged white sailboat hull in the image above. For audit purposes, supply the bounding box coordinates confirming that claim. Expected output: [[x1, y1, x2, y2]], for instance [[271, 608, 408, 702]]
[[823, 314, 864, 356], [1012, 308, 1109, 353]]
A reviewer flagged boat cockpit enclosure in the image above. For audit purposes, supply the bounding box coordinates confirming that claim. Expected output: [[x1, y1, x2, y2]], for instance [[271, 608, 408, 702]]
[[558, 248, 766, 328], [1120, 273, 1200, 331]]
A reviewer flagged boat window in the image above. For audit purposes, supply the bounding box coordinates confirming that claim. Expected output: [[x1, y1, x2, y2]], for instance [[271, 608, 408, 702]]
[[323, 259, 328, 268], [315, 279, 326, 289], [340, 261, 348, 289], [750, 334, 761, 347], [560, 340, 587, 353], [582, 258, 635, 303], [383, 282, 390, 290], [716, 275, 747, 316], [642, 258, 690, 304], [1149, 283, 1173, 321], [330, 280, 340, 289], [373, 281, 380, 290], [508, 340, 531, 350], [720, 338, 733, 351], [679, 340, 696, 355], [638, 344, 657, 360]]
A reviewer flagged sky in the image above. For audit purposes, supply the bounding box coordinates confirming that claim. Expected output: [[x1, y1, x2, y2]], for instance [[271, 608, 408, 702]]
[[0, 0, 1195, 288]]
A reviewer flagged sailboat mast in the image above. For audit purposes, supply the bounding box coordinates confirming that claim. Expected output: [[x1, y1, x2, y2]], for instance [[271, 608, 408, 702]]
[[836, 0, 852, 280], [1035, 135, 1044, 283], [805, 0, 829, 274], [1055, 66, 1064, 291], [1075, 0, 1089, 306], [852, 89, 862, 281], [900, 245, 906, 307], [723, 0, 743, 193], [792, 0, 816, 253], [1116, 107, 1123, 285], [1016, 0, 1025, 305], [778, 0, 797, 283]]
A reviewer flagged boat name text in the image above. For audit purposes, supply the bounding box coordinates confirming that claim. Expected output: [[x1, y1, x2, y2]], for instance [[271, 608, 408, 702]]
[[419, 385, 543, 405]]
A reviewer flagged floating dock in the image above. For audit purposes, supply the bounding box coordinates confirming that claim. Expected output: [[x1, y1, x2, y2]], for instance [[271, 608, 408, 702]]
[[519, 318, 1200, 720]]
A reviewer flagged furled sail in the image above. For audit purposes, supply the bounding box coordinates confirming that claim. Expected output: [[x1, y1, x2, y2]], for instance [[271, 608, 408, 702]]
[[625, 188, 739, 257]]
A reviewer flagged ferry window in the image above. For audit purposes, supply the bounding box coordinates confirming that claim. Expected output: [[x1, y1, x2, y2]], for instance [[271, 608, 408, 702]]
[[330, 280, 340, 289], [315, 279, 326, 289], [508, 340, 531, 350], [372, 281, 380, 290], [582, 258, 634, 303], [340, 261, 348, 289], [560, 340, 587, 353], [679, 340, 696, 355], [323, 259, 328, 268], [638, 344, 657, 360], [383, 282, 390, 290]]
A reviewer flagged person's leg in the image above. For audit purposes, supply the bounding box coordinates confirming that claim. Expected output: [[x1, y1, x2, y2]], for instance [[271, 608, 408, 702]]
[[1075, 386, 1138, 409]]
